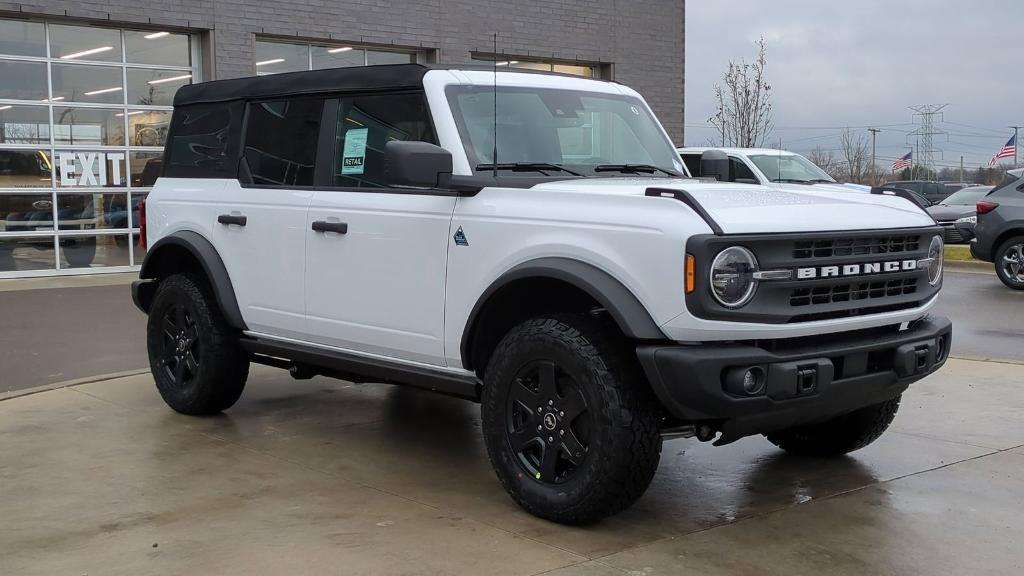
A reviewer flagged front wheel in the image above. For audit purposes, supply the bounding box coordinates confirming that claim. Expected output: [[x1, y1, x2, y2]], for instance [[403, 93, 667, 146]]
[[994, 236, 1024, 290], [481, 314, 662, 524], [764, 396, 901, 457], [146, 273, 249, 415]]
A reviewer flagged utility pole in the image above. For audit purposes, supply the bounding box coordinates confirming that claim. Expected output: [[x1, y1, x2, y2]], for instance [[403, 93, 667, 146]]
[[960, 155, 964, 183], [868, 128, 881, 184], [1011, 125, 1021, 167]]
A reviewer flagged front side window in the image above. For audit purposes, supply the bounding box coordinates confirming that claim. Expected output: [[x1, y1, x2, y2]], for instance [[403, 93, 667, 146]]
[[332, 92, 435, 188], [729, 157, 757, 182], [446, 86, 683, 177], [242, 98, 323, 186], [748, 154, 835, 184]]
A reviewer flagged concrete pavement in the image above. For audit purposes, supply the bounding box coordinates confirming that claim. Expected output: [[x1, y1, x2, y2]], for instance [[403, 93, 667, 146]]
[[1, 358, 1021, 575]]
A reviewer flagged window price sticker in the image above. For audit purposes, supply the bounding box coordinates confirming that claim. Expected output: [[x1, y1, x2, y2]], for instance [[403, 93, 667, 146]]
[[341, 128, 368, 175]]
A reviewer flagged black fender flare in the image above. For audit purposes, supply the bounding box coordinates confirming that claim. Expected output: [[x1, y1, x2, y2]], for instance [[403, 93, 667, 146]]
[[139, 230, 248, 330], [460, 257, 667, 370]]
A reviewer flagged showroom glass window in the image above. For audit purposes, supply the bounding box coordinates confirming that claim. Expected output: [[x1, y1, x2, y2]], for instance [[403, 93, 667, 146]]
[[470, 56, 602, 79], [0, 18, 198, 276], [253, 39, 422, 75]]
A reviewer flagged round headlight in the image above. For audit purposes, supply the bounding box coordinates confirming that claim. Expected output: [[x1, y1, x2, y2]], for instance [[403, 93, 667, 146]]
[[927, 235, 943, 285], [710, 246, 758, 308]]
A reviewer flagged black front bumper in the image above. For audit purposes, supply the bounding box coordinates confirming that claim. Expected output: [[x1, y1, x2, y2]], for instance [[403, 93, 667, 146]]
[[637, 316, 952, 444]]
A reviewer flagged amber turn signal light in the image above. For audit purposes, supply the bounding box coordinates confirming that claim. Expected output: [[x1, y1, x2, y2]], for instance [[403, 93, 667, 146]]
[[685, 254, 696, 293]]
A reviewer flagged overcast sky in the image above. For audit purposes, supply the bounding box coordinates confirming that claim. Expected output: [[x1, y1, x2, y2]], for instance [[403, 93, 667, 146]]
[[685, 0, 1021, 171]]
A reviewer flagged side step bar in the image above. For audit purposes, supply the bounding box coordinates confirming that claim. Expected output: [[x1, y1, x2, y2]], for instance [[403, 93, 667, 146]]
[[239, 337, 481, 401]]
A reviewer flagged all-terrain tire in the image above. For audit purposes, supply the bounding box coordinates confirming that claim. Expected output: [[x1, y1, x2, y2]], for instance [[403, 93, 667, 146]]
[[480, 314, 662, 524], [146, 273, 249, 415], [994, 235, 1024, 290], [764, 396, 901, 457]]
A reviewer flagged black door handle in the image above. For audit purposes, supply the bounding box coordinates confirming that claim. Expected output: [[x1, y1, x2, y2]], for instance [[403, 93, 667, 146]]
[[217, 214, 247, 226], [311, 220, 348, 234]]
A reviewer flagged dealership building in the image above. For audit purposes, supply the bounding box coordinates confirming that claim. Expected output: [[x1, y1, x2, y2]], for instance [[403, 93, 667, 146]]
[[0, 0, 685, 277]]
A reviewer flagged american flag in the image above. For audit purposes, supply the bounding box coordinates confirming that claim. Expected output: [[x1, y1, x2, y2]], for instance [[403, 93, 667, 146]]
[[989, 134, 1016, 166], [892, 151, 912, 171]]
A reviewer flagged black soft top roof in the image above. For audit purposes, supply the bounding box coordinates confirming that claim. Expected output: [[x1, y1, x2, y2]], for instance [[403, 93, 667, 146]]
[[173, 63, 606, 106], [174, 63, 431, 106]]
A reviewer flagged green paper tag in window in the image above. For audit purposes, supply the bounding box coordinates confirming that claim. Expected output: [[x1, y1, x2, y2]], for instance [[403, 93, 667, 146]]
[[340, 128, 368, 175]]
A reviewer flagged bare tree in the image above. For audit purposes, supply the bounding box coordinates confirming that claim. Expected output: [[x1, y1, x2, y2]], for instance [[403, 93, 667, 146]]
[[838, 128, 871, 183], [708, 37, 773, 148], [807, 146, 839, 177]]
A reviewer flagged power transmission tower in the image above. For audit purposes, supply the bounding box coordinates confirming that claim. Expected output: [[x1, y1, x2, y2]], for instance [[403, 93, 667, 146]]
[[907, 104, 948, 176]]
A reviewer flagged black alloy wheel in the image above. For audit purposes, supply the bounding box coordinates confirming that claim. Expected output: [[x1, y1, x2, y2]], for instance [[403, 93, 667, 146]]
[[158, 302, 201, 388], [505, 359, 591, 484]]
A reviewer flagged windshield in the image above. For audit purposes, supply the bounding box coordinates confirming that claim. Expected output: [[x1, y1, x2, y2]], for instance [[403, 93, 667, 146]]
[[445, 85, 685, 177], [941, 186, 992, 205], [748, 154, 835, 183]]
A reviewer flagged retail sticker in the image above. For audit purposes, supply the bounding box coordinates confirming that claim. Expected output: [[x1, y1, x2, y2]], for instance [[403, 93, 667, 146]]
[[341, 128, 368, 175]]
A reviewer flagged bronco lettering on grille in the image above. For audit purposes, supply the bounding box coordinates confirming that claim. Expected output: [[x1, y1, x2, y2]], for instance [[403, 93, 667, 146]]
[[796, 259, 918, 280]]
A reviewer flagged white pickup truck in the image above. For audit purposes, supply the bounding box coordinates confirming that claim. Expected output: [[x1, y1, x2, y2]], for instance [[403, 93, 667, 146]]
[[132, 64, 951, 524], [678, 146, 873, 193]]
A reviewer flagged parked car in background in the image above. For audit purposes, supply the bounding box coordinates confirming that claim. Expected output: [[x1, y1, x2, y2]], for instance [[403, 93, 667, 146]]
[[970, 169, 1024, 289], [677, 147, 865, 194], [926, 185, 994, 243], [884, 180, 957, 204]]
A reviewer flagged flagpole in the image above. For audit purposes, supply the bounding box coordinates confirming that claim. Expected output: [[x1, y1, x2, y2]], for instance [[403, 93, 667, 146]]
[[1011, 126, 1021, 168]]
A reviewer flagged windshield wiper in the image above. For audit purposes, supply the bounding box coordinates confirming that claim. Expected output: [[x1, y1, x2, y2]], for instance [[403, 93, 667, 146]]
[[771, 178, 813, 184], [593, 164, 682, 177], [475, 162, 584, 176], [808, 179, 835, 184]]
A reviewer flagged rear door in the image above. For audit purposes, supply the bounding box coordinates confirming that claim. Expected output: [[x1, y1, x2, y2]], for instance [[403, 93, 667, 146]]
[[209, 97, 324, 338], [304, 91, 455, 365]]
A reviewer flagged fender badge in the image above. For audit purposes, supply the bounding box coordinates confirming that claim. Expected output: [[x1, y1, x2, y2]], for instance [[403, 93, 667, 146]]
[[453, 226, 469, 246]]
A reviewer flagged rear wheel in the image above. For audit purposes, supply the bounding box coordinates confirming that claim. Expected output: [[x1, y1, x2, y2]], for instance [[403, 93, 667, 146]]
[[764, 396, 901, 457], [481, 314, 661, 524], [994, 236, 1024, 290], [146, 273, 249, 415]]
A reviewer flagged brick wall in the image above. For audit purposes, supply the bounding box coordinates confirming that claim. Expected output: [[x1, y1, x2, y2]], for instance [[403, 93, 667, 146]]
[[1, 0, 685, 141]]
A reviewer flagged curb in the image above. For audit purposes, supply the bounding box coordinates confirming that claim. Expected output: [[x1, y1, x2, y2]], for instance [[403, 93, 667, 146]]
[[0, 368, 149, 402], [944, 260, 993, 274]]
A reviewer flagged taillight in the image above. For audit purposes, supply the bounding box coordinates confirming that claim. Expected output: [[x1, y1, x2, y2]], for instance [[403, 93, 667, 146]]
[[976, 200, 999, 214], [137, 196, 147, 249]]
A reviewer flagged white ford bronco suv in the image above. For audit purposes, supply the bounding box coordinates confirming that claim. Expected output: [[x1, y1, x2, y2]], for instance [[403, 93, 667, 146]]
[[132, 64, 951, 524]]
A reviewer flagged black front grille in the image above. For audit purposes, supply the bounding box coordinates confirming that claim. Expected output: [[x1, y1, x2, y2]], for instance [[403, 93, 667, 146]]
[[790, 278, 918, 307], [940, 224, 964, 244], [685, 226, 942, 324], [793, 235, 921, 259]]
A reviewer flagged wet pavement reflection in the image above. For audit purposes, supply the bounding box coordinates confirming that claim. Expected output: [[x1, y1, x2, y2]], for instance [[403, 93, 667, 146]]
[[1, 358, 1020, 575]]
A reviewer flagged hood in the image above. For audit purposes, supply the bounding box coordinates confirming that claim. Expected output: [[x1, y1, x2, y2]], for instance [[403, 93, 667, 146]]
[[771, 181, 870, 195], [528, 177, 937, 234], [927, 204, 974, 222]]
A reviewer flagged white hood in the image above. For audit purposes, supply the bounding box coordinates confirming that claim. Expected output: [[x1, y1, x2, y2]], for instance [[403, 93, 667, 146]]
[[529, 178, 937, 234]]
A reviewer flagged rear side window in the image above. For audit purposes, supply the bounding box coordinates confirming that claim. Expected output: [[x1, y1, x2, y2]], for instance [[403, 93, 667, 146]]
[[164, 101, 244, 178], [242, 98, 324, 186], [332, 92, 435, 188]]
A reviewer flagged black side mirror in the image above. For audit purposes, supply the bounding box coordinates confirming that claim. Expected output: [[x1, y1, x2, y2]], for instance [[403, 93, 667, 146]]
[[700, 149, 729, 182], [385, 141, 453, 189]]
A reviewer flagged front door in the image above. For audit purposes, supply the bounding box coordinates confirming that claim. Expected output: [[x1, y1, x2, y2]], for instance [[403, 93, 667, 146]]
[[304, 92, 455, 366]]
